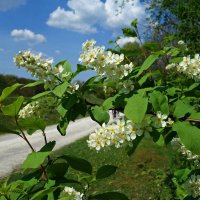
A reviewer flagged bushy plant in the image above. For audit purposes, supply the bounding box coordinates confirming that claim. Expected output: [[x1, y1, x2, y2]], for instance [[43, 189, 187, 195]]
[[0, 20, 200, 199]]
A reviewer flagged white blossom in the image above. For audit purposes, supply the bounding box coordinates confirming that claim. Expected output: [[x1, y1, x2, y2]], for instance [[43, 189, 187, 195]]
[[63, 186, 83, 200], [186, 175, 200, 198]]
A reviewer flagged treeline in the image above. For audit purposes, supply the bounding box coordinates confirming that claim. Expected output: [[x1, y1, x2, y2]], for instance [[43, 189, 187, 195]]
[[0, 74, 44, 97]]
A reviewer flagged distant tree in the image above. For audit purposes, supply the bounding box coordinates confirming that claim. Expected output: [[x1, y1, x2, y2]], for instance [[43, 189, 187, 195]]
[[147, 0, 200, 54]]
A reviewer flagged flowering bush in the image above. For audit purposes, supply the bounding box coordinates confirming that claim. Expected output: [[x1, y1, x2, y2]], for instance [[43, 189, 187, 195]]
[[0, 21, 200, 199]]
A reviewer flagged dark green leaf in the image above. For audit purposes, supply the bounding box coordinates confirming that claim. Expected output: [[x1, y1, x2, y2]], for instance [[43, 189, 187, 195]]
[[149, 90, 169, 115], [124, 94, 148, 124], [19, 118, 46, 135], [126, 134, 144, 156], [1, 96, 24, 116], [47, 160, 69, 179], [57, 118, 69, 136], [96, 165, 117, 179], [61, 155, 92, 174], [40, 141, 56, 152]]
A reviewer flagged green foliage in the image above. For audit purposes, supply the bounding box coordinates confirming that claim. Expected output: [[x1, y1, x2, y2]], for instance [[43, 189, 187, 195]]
[[124, 93, 148, 124], [1, 20, 200, 200], [1, 96, 24, 117]]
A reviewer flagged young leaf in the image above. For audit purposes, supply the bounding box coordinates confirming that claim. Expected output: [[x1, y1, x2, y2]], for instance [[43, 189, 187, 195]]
[[122, 28, 137, 37], [0, 83, 23, 102], [96, 165, 117, 179], [136, 54, 159, 77], [173, 122, 200, 155], [31, 91, 51, 100], [22, 151, 51, 169], [89, 192, 129, 200], [1, 96, 24, 117], [90, 106, 110, 125], [23, 81, 43, 88], [61, 155, 92, 174], [131, 19, 138, 28], [52, 82, 69, 97], [124, 94, 148, 124]]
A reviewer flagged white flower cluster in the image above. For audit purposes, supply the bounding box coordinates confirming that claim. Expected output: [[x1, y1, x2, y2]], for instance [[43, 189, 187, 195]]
[[63, 186, 83, 200], [87, 119, 152, 151], [18, 97, 57, 119], [171, 137, 200, 165], [166, 54, 200, 81], [13, 51, 70, 88], [152, 111, 174, 128], [79, 40, 134, 81], [186, 175, 200, 198]]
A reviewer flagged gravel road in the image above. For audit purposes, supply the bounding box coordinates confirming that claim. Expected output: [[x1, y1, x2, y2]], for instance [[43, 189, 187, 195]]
[[0, 116, 111, 178]]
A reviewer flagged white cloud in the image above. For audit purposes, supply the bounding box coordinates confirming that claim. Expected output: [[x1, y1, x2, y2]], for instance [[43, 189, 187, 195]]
[[47, 0, 146, 34], [11, 29, 46, 45], [0, 0, 26, 11], [116, 36, 139, 47]]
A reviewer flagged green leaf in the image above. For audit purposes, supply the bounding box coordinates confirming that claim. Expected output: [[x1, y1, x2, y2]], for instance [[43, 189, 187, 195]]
[[19, 118, 46, 135], [96, 165, 117, 179], [55, 60, 72, 74], [57, 118, 69, 136], [61, 155, 92, 174], [166, 87, 181, 96], [174, 100, 194, 119], [31, 91, 51, 100], [136, 54, 159, 77], [189, 112, 200, 120], [124, 94, 148, 124], [72, 64, 88, 79], [90, 106, 110, 125], [122, 28, 137, 37], [174, 168, 191, 183], [0, 83, 23, 102], [1, 96, 24, 117], [22, 151, 51, 169], [149, 91, 169, 115], [52, 82, 69, 97], [131, 19, 138, 28], [126, 134, 144, 156], [173, 122, 200, 155], [89, 192, 129, 200], [47, 160, 69, 179], [138, 70, 160, 86], [184, 83, 200, 92], [40, 141, 56, 152], [30, 187, 57, 200], [102, 94, 120, 110], [23, 81, 43, 88], [0, 123, 19, 134]]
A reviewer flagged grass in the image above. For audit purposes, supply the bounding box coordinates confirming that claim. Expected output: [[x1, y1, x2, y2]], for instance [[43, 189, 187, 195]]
[[1, 133, 180, 199], [54, 135, 177, 199]]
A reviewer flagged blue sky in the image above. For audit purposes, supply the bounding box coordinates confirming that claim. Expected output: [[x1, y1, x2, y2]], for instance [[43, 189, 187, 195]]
[[0, 0, 146, 80]]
